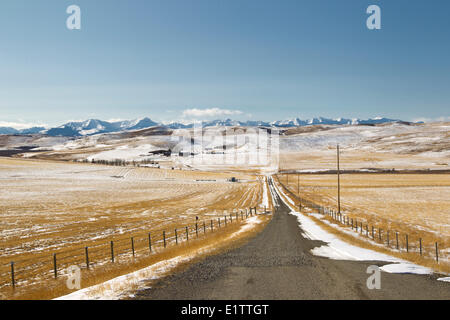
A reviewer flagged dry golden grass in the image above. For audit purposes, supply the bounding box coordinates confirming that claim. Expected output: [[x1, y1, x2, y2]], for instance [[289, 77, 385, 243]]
[[6, 214, 270, 300], [0, 157, 266, 297], [274, 174, 450, 272], [280, 150, 450, 171]]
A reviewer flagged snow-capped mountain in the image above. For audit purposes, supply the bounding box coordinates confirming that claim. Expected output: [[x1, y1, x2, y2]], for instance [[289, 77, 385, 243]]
[[0, 116, 405, 136], [269, 117, 400, 127], [44, 119, 117, 136], [40, 117, 159, 136]]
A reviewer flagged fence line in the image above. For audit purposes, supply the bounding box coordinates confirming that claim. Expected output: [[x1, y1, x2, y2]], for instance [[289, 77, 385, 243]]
[[1, 207, 259, 291], [276, 176, 443, 264]]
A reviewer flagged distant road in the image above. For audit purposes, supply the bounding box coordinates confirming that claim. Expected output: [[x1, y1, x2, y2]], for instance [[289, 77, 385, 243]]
[[134, 184, 450, 300]]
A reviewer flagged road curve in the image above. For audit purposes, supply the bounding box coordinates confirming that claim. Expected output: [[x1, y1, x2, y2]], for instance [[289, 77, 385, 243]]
[[134, 182, 450, 300]]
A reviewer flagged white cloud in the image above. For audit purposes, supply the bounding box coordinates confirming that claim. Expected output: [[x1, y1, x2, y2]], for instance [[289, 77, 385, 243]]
[[0, 121, 47, 130], [182, 108, 243, 118]]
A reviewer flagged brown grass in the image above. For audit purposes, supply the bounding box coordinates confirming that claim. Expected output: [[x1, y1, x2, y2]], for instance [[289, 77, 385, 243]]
[[4, 214, 271, 300], [0, 158, 266, 297]]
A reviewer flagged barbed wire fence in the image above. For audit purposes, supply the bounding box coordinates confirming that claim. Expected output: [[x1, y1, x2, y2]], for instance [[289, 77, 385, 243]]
[[275, 175, 446, 265], [0, 207, 259, 292]]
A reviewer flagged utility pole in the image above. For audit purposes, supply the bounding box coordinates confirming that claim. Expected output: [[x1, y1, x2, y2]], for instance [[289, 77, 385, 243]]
[[337, 144, 341, 214], [297, 173, 300, 195]]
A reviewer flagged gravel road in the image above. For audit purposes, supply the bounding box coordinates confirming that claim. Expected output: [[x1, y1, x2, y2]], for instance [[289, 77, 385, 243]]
[[134, 183, 450, 300]]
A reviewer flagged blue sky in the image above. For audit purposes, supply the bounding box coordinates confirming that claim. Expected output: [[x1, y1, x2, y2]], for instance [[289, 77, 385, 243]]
[[0, 0, 449, 127]]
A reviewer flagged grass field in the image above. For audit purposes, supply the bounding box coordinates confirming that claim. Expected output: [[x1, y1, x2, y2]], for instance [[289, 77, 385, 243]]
[[277, 173, 450, 268], [0, 157, 266, 297]]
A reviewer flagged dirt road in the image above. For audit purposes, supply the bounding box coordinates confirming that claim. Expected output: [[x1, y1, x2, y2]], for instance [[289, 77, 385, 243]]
[[134, 182, 450, 300]]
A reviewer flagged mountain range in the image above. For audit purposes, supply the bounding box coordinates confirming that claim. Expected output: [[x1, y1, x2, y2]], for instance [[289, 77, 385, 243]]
[[0, 117, 406, 136]]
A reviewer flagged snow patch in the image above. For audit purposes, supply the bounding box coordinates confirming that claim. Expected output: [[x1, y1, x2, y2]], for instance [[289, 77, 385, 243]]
[[271, 178, 436, 275], [380, 263, 433, 275]]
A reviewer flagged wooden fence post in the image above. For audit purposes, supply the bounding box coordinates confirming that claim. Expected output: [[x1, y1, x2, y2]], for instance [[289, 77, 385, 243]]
[[10, 262, 15, 289], [230, 213, 233, 223], [211, 220, 213, 232], [371, 226, 374, 239], [406, 234, 409, 253], [203, 221, 206, 234], [396, 232, 399, 250], [85, 247, 90, 269], [175, 229, 178, 245], [419, 238, 422, 256], [224, 216, 227, 226], [218, 218, 221, 228], [186, 227, 189, 241], [131, 237, 135, 256], [111, 241, 115, 262], [148, 232, 152, 252], [387, 231, 390, 247], [435, 242, 439, 262], [196, 223, 198, 237], [163, 231, 166, 247], [53, 253, 58, 279]]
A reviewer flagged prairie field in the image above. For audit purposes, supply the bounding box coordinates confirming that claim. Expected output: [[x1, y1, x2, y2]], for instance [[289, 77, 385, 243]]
[[279, 122, 450, 171], [0, 157, 264, 296], [278, 173, 450, 265]]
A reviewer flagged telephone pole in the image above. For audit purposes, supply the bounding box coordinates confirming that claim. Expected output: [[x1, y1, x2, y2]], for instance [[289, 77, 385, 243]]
[[337, 144, 341, 214]]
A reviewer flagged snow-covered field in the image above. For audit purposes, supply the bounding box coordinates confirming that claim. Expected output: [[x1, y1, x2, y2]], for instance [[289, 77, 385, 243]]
[[280, 122, 449, 171], [0, 157, 263, 293], [4, 122, 448, 172], [0, 121, 448, 297]]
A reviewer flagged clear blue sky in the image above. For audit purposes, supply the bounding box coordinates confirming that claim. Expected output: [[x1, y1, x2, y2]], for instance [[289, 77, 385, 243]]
[[1, 0, 449, 127]]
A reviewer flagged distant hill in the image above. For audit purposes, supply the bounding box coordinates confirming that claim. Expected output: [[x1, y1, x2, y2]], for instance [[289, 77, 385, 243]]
[[0, 126, 46, 135], [0, 116, 405, 137]]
